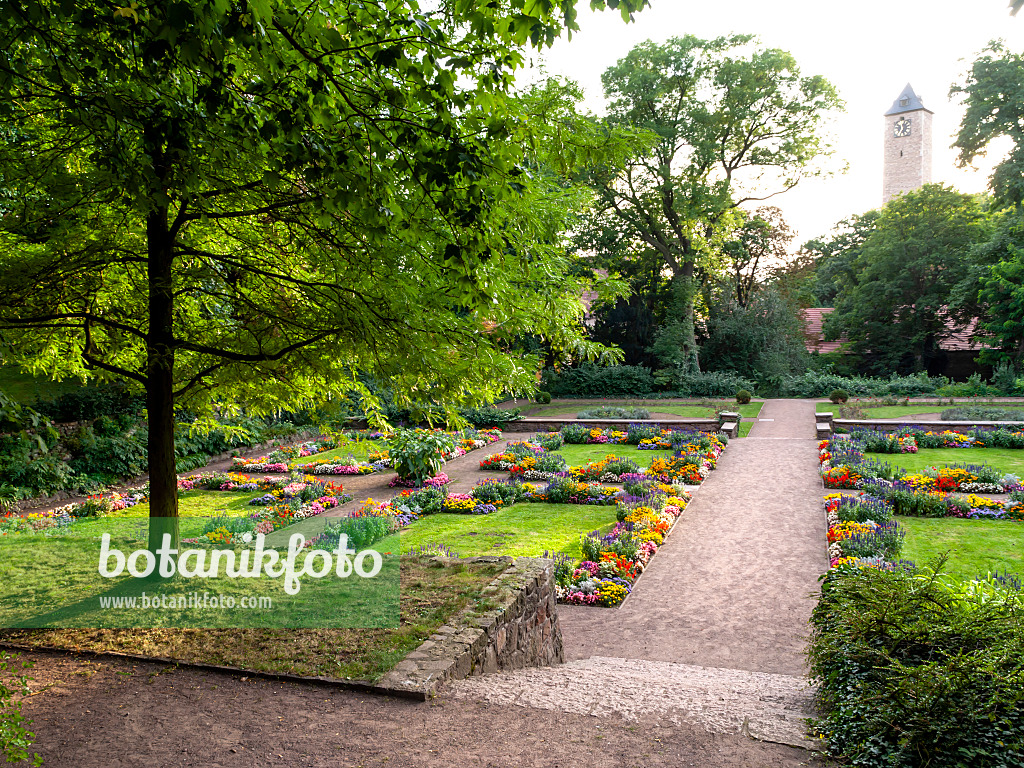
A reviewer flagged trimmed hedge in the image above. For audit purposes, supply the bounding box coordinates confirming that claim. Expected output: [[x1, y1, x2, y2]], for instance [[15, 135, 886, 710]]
[[810, 567, 1024, 768]]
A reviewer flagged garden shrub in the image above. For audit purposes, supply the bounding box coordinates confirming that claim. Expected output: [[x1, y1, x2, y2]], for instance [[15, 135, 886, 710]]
[[457, 405, 522, 428], [735, 389, 751, 404], [534, 390, 552, 404], [33, 383, 143, 423], [990, 361, 1022, 395], [810, 567, 1024, 768], [537, 432, 564, 451], [941, 406, 1024, 422], [829, 388, 849, 404], [387, 428, 456, 484], [671, 370, 755, 397], [392, 486, 447, 516], [575, 406, 650, 419], [542, 364, 654, 397]]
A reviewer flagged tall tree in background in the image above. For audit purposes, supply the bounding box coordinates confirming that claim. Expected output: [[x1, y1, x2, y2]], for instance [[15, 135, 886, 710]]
[[720, 206, 794, 307], [585, 34, 841, 373], [824, 185, 990, 375], [953, 41, 1024, 368], [0, 0, 641, 548]]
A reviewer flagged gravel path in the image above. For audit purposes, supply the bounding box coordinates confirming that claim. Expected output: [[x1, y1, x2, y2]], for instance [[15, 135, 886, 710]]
[[451, 400, 828, 747]]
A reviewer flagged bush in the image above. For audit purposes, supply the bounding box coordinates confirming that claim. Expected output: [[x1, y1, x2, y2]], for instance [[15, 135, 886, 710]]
[[829, 388, 849, 404], [990, 361, 1020, 395], [457, 405, 522, 428], [664, 370, 756, 397], [0, 652, 39, 766], [575, 406, 650, 420], [542, 364, 654, 397], [387, 428, 457, 484], [33, 383, 143, 423], [941, 406, 1024, 422], [534, 390, 552, 404], [810, 567, 1024, 768], [735, 389, 751, 404]]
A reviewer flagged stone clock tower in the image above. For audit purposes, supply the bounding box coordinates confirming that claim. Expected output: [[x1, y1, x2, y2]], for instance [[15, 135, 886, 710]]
[[883, 83, 933, 204]]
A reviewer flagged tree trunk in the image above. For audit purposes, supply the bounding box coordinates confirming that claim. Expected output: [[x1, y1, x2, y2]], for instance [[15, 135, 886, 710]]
[[146, 203, 179, 552], [674, 266, 701, 374]]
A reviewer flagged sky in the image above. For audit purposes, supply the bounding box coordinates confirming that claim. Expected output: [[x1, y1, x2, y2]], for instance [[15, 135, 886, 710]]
[[520, 0, 1024, 248]]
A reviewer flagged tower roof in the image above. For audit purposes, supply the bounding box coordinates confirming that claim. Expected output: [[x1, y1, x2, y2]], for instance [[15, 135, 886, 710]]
[[885, 83, 933, 116]]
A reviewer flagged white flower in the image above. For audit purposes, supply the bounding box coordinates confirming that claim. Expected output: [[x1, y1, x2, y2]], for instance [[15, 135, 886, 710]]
[[241, 532, 253, 544]]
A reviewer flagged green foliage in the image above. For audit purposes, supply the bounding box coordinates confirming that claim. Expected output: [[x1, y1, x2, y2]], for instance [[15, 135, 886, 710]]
[[456, 406, 522, 429], [388, 429, 457, 484], [0, 652, 40, 766], [391, 486, 447, 517], [582, 34, 840, 372], [699, 288, 809, 382], [33, 384, 142, 423], [665, 370, 756, 398], [990, 361, 1021, 395], [543, 364, 654, 397], [824, 185, 991, 375], [575, 406, 650, 419], [321, 516, 393, 552], [560, 423, 592, 444], [941, 406, 1024, 422], [829, 389, 849, 404], [470, 480, 523, 507], [810, 567, 1024, 767], [534, 391, 552, 405], [538, 433, 564, 451], [735, 390, 752, 404], [0, 0, 633, 537]]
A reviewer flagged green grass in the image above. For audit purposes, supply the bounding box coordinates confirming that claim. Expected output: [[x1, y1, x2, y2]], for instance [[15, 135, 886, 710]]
[[738, 421, 754, 438], [899, 516, 1024, 581], [533, 401, 763, 419], [865, 448, 1024, 476], [107, 490, 258, 520], [399, 502, 618, 559], [551, 443, 670, 467], [0, 555, 504, 682], [289, 440, 382, 467], [0, 366, 87, 404]]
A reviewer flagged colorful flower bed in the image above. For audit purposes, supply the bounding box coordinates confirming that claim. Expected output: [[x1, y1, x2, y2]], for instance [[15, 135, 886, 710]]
[[348, 473, 690, 607], [820, 436, 1021, 494], [823, 493, 913, 571], [853, 426, 1024, 453], [177, 471, 283, 492]]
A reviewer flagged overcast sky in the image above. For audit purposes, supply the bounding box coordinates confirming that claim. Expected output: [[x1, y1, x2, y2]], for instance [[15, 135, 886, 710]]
[[523, 0, 1024, 248]]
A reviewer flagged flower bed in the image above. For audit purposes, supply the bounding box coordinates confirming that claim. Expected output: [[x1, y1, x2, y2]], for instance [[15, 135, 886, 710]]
[[852, 426, 1024, 453], [820, 436, 1022, 494], [177, 471, 283, 492]]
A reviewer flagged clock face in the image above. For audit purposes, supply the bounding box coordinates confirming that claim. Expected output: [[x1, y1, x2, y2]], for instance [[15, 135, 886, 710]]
[[894, 118, 912, 138]]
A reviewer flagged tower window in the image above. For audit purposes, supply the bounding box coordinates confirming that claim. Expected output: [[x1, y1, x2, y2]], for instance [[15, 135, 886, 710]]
[[900, 97, 910, 106]]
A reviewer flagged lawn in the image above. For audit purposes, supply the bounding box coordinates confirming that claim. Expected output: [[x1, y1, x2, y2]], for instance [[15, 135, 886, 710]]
[[816, 401, 1020, 419], [552, 443, 671, 468], [899, 516, 1024, 581], [399, 502, 618, 559], [0, 555, 505, 682], [0, 366, 88, 404], [532, 401, 763, 419], [865, 447, 1024, 476], [289, 440, 382, 467]]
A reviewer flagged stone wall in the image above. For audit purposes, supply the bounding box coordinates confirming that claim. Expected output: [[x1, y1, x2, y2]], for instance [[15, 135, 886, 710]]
[[377, 556, 563, 699]]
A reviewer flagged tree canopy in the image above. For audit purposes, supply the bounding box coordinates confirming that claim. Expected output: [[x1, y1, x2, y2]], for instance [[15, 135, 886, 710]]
[[580, 34, 841, 373], [823, 185, 991, 375], [0, 0, 640, 544]]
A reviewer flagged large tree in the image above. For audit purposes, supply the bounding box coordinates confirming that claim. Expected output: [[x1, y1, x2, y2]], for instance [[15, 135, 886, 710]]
[[583, 34, 841, 372], [0, 0, 640, 548], [824, 185, 991, 375]]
